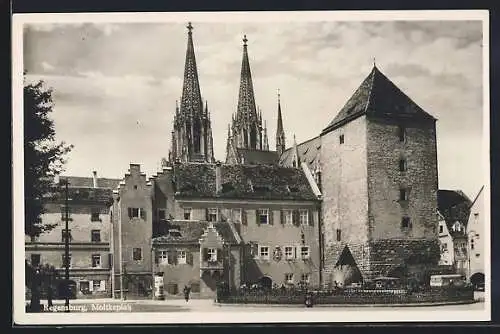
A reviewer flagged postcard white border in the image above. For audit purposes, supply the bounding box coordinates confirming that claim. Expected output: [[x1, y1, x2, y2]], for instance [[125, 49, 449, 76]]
[[12, 10, 491, 325]]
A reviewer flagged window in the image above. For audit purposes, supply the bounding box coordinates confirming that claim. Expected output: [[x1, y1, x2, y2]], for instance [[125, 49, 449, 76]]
[[439, 225, 444, 234], [398, 125, 406, 142], [441, 243, 448, 252], [91, 254, 101, 268], [61, 254, 71, 268], [284, 246, 294, 260], [470, 239, 475, 250], [207, 248, 217, 262], [400, 189, 408, 201], [401, 217, 412, 230], [157, 251, 168, 264], [232, 208, 242, 223], [133, 248, 142, 261], [301, 273, 310, 284], [285, 273, 294, 284], [134, 185, 138, 190], [91, 230, 101, 242], [183, 208, 192, 220], [336, 229, 342, 242], [476, 253, 480, 258], [208, 208, 218, 222], [339, 134, 345, 144], [177, 250, 187, 264], [129, 208, 139, 218], [90, 208, 101, 222], [284, 210, 293, 225], [158, 209, 166, 220], [399, 159, 407, 172], [31, 254, 41, 267], [93, 280, 101, 291], [258, 209, 269, 225], [80, 281, 90, 293], [61, 229, 72, 242], [300, 246, 310, 260], [259, 246, 270, 260], [299, 210, 309, 226]]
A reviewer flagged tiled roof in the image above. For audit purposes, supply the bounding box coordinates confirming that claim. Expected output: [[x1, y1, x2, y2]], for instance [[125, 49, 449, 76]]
[[437, 189, 472, 232], [322, 66, 436, 135], [152, 221, 240, 245], [237, 148, 279, 165], [62, 176, 121, 189], [173, 162, 318, 201], [279, 136, 321, 171]]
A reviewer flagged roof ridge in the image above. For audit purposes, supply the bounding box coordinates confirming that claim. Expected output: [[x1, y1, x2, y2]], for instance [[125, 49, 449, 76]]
[[363, 66, 377, 114], [469, 185, 485, 209]]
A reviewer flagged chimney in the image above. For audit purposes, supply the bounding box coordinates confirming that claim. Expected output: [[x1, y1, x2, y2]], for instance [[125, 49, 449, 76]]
[[215, 161, 222, 193], [92, 170, 98, 188]]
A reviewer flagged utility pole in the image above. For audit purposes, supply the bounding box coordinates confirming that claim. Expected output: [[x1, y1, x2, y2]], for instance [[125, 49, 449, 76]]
[[63, 178, 70, 312]]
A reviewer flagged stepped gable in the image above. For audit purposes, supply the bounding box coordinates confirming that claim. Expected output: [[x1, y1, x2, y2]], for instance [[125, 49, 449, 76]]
[[172, 162, 318, 201], [322, 65, 436, 135]]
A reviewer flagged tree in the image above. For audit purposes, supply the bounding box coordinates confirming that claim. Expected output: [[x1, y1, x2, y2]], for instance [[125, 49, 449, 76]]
[[24, 79, 73, 238]]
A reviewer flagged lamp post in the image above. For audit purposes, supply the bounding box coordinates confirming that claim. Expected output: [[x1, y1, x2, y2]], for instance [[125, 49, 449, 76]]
[[467, 230, 476, 281], [62, 178, 71, 312]]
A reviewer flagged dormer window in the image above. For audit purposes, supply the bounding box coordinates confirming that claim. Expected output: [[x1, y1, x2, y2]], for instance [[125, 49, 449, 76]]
[[288, 185, 300, 193]]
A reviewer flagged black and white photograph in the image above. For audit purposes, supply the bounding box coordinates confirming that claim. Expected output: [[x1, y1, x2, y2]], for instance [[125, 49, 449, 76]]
[[12, 10, 490, 324]]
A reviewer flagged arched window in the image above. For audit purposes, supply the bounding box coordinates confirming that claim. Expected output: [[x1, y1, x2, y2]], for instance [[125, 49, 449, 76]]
[[250, 126, 257, 149], [243, 129, 248, 147], [193, 118, 201, 153]]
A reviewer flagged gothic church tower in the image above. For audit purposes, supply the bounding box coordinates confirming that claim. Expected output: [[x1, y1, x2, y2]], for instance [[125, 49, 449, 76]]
[[226, 35, 270, 164], [169, 22, 215, 163]]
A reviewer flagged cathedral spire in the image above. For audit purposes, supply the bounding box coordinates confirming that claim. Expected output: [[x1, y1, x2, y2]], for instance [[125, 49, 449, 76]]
[[276, 89, 285, 156], [236, 35, 258, 131], [169, 22, 214, 163], [180, 22, 203, 118]]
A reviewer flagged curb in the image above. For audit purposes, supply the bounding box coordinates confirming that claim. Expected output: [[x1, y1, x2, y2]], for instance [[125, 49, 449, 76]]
[[213, 300, 478, 308]]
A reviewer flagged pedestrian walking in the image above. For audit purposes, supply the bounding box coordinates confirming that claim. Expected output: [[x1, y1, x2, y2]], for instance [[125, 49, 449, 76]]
[[183, 285, 191, 302]]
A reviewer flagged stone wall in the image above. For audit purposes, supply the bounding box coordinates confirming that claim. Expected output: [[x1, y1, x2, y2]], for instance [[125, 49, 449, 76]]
[[366, 116, 439, 240], [320, 116, 369, 274]]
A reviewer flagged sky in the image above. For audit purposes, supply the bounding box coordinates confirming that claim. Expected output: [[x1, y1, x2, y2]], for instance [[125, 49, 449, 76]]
[[22, 19, 485, 200]]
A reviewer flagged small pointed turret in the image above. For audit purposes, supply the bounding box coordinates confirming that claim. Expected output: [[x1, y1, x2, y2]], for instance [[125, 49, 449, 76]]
[[275, 89, 286, 156], [291, 134, 300, 168]]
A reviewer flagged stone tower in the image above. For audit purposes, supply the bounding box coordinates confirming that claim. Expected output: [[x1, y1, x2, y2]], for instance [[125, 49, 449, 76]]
[[275, 91, 286, 157], [169, 22, 215, 163], [320, 64, 440, 285], [225, 35, 271, 164]]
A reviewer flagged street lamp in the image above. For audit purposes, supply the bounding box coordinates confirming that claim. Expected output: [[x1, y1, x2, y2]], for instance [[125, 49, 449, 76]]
[[60, 178, 71, 312]]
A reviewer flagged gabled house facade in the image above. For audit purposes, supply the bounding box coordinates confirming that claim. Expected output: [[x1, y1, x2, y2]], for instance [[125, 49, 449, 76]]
[[467, 186, 485, 287]]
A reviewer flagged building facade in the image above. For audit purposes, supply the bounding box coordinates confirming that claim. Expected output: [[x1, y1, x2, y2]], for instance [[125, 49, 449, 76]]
[[111, 162, 322, 299], [25, 172, 120, 298], [467, 186, 485, 287], [437, 212, 454, 267]]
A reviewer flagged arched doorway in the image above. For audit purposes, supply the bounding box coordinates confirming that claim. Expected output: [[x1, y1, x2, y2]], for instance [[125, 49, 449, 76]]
[[333, 246, 363, 287], [470, 272, 485, 290], [259, 276, 272, 290]]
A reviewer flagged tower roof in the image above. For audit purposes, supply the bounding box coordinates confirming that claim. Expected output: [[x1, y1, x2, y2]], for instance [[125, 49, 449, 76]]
[[322, 65, 436, 135], [276, 90, 284, 135], [236, 35, 258, 123], [180, 22, 203, 117]]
